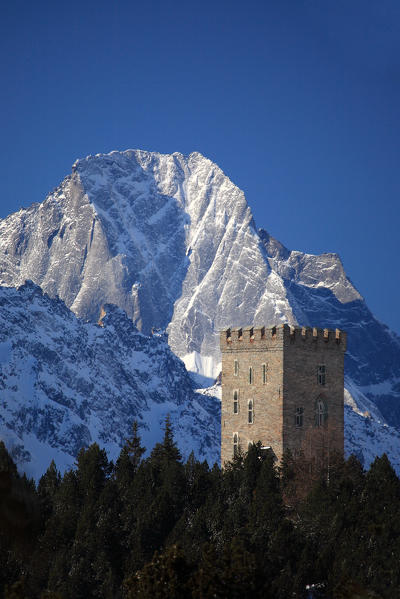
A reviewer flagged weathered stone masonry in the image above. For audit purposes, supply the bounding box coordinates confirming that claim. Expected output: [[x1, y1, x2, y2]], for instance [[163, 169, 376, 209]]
[[220, 324, 347, 466]]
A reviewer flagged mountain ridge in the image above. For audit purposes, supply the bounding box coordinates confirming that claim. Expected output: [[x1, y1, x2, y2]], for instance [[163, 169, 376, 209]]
[[0, 281, 218, 478], [1, 281, 400, 478], [1, 148, 400, 471]]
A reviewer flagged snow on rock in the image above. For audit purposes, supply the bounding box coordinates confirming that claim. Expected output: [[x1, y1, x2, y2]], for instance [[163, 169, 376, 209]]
[[1, 149, 400, 470], [344, 405, 400, 473], [0, 282, 219, 479]]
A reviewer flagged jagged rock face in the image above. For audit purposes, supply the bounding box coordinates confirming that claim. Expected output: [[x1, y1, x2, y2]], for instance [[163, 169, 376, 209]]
[[0, 282, 219, 478], [0, 151, 293, 377], [0, 149, 400, 428]]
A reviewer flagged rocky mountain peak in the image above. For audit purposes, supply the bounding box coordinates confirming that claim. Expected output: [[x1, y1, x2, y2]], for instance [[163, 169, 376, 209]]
[[1, 148, 400, 433]]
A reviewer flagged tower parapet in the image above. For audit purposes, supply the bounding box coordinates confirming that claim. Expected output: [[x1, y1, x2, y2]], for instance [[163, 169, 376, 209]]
[[220, 324, 346, 352]]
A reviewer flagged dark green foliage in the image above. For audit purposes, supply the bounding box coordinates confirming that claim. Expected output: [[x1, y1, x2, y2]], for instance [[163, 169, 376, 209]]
[[0, 442, 39, 550], [151, 414, 182, 464], [118, 421, 146, 479], [0, 442, 18, 476], [0, 443, 40, 598], [194, 538, 265, 599], [124, 544, 194, 599], [333, 579, 383, 598], [1, 424, 400, 599], [125, 416, 186, 572], [4, 580, 27, 599], [37, 461, 61, 527]]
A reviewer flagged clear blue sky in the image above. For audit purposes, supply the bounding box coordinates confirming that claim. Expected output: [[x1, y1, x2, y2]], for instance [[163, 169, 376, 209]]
[[1, 0, 399, 331]]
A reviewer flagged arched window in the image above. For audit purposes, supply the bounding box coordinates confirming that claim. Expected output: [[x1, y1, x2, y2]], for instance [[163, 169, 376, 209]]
[[233, 433, 239, 457], [315, 399, 327, 427], [262, 363, 267, 384], [248, 399, 254, 424], [295, 406, 303, 427], [249, 367, 253, 384], [233, 390, 239, 414]]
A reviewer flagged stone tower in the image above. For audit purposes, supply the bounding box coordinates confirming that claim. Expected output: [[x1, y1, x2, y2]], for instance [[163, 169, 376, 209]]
[[220, 324, 347, 466]]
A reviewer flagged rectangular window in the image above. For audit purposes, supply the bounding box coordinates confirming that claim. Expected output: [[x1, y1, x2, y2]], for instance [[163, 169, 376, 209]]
[[262, 363, 267, 384], [233, 390, 239, 414], [234, 360, 239, 376], [249, 367, 254, 384], [316, 400, 327, 427], [233, 433, 239, 457], [318, 365, 326, 386], [295, 407, 304, 427], [248, 400, 254, 424]]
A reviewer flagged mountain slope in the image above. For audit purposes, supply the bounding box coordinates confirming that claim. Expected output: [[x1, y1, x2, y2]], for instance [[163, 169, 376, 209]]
[[259, 229, 400, 425], [0, 151, 293, 375], [1, 149, 399, 427], [0, 282, 218, 478], [1, 149, 400, 436], [1, 283, 400, 478]]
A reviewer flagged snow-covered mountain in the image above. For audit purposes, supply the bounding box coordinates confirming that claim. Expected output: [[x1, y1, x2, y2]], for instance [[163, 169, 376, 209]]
[[0, 282, 218, 478], [1, 149, 400, 472]]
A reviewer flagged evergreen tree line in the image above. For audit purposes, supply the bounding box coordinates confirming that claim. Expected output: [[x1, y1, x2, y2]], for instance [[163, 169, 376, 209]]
[[0, 418, 398, 599]]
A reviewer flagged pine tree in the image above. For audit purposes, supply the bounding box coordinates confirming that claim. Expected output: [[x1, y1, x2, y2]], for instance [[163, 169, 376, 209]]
[[125, 420, 146, 470], [184, 452, 211, 511], [151, 414, 182, 464], [193, 539, 265, 599], [192, 543, 223, 599], [124, 544, 193, 599], [0, 441, 30, 599], [355, 454, 400, 595], [125, 417, 186, 573], [62, 444, 114, 598], [4, 580, 27, 599], [37, 469, 80, 596], [243, 442, 264, 495], [75, 443, 111, 504], [37, 461, 61, 527], [0, 441, 18, 477], [115, 420, 145, 506], [249, 451, 282, 537]]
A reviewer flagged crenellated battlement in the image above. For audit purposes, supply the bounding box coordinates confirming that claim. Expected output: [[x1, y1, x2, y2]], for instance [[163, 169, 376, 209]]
[[220, 323, 346, 352]]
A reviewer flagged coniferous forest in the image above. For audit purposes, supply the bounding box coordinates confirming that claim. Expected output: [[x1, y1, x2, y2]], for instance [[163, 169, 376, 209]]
[[0, 418, 399, 599]]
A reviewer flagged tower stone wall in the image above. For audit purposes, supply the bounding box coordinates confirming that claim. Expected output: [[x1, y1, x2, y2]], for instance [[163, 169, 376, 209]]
[[220, 324, 346, 466]]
